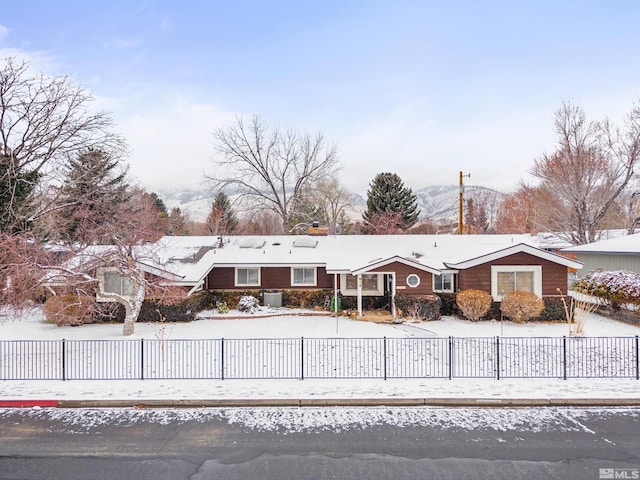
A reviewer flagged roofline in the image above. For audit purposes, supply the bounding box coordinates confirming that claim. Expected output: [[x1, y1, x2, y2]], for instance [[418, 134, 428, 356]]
[[445, 243, 584, 270], [562, 248, 640, 255], [351, 256, 441, 275]]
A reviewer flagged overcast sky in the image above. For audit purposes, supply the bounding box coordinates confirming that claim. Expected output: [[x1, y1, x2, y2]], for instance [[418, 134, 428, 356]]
[[2, 1, 639, 196]]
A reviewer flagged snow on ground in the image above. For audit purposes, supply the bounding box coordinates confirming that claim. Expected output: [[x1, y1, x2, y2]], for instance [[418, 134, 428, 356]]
[[2, 306, 639, 340], [0, 307, 639, 401], [1, 405, 637, 433]]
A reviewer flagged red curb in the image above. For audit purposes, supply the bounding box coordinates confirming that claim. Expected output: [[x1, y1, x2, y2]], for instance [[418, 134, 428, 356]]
[[0, 400, 59, 408]]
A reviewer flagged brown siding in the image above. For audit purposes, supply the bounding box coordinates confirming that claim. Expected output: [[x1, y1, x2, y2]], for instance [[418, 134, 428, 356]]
[[369, 262, 433, 295], [457, 252, 568, 296], [206, 267, 235, 289], [206, 266, 333, 290]]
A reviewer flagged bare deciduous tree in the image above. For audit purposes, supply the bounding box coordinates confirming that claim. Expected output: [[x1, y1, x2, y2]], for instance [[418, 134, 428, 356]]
[[496, 183, 560, 234], [42, 189, 179, 335], [0, 57, 124, 233], [305, 178, 353, 234], [358, 212, 406, 234], [531, 101, 640, 244], [3, 187, 179, 336], [207, 115, 340, 233]]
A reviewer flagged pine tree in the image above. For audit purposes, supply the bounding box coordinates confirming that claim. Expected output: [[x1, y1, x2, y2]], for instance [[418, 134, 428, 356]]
[[363, 172, 420, 229], [56, 148, 130, 243], [0, 153, 40, 233], [206, 192, 238, 235], [168, 207, 190, 235]]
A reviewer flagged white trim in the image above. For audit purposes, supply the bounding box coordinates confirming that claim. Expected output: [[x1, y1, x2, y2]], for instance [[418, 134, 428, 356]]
[[491, 265, 542, 301], [352, 256, 441, 275], [432, 272, 454, 293], [446, 243, 583, 270], [341, 273, 384, 296], [235, 267, 261, 287], [291, 266, 317, 286], [406, 273, 421, 288]]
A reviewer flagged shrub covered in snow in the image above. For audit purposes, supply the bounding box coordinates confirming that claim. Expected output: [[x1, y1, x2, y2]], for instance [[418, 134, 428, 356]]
[[237, 295, 260, 313], [573, 270, 640, 309], [456, 289, 492, 321], [500, 291, 545, 323]]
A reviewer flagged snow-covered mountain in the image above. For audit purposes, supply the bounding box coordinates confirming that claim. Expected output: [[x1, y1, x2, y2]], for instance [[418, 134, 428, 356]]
[[155, 185, 503, 224]]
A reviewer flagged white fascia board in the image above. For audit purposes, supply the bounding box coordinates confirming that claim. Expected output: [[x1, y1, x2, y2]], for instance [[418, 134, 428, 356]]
[[212, 262, 325, 268], [138, 261, 184, 281], [351, 256, 441, 275], [445, 243, 583, 270]]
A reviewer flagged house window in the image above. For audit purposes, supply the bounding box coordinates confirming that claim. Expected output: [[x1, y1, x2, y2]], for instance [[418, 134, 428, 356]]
[[103, 271, 133, 296], [341, 274, 384, 296], [236, 267, 260, 286], [406, 274, 421, 288], [292, 267, 317, 286], [433, 273, 453, 293], [491, 265, 542, 300]]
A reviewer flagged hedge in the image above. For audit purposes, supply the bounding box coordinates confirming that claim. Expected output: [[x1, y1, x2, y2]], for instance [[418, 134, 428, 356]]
[[395, 294, 441, 321]]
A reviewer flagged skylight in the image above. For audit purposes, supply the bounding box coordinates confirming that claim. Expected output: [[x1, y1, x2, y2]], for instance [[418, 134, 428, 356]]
[[239, 238, 266, 249], [292, 237, 318, 248]]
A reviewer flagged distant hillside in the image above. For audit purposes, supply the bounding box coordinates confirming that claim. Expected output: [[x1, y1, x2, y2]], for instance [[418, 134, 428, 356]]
[[156, 185, 503, 224]]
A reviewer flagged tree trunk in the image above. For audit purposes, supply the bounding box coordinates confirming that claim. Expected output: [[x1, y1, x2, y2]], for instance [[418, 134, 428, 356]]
[[122, 279, 145, 336]]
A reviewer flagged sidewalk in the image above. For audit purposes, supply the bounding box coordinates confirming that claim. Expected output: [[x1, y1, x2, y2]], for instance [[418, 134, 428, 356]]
[[1, 377, 639, 408]]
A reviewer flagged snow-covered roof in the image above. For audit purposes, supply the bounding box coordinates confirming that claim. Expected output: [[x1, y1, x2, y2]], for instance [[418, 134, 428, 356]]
[[562, 233, 640, 255], [155, 234, 582, 287]]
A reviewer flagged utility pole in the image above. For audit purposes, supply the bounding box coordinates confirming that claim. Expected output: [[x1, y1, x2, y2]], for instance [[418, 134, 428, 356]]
[[458, 171, 471, 234]]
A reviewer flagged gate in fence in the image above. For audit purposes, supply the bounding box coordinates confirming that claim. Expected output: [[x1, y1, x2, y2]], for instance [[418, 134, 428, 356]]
[[1, 336, 638, 381]]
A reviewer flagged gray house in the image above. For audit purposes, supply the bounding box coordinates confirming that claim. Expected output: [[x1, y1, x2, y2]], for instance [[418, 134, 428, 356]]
[[562, 233, 640, 276]]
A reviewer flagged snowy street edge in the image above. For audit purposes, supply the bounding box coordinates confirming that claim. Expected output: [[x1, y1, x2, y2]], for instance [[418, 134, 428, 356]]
[[3, 398, 640, 408]]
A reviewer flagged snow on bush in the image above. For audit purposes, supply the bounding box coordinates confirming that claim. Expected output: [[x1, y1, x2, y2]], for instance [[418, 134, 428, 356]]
[[236, 295, 260, 313], [573, 270, 640, 309]]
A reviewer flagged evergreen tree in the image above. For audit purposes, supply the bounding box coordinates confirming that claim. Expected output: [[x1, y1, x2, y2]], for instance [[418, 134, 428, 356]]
[[363, 172, 420, 229], [168, 207, 190, 235], [0, 153, 40, 233], [56, 148, 130, 243], [206, 192, 238, 235]]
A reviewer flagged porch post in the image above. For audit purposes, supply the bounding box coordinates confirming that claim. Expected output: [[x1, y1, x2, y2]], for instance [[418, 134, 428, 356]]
[[333, 274, 338, 313], [357, 274, 363, 317], [390, 273, 396, 317]]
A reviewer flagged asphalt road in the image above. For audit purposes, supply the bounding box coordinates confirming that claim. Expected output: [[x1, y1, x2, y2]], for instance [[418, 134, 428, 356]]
[[0, 407, 638, 480]]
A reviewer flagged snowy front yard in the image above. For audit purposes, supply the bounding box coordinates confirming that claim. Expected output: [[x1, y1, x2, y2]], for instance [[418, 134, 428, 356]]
[[2, 306, 639, 340], [0, 307, 639, 401]]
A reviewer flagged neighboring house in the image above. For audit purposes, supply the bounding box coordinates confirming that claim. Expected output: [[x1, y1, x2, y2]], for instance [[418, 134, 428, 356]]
[[155, 234, 582, 317], [562, 233, 640, 276]]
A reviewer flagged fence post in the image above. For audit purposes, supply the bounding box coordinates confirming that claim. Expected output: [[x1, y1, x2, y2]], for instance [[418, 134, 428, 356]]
[[301, 337, 304, 380], [383, 337, 387, 380], [562, 336, 567, 380], [140, 339, 145, 380], [495, 336, 500, 380], [221, 338, 225, 380], [61, 339, 66, 381], [636, 335, 640, 380], [448, 336, 453, 380]]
